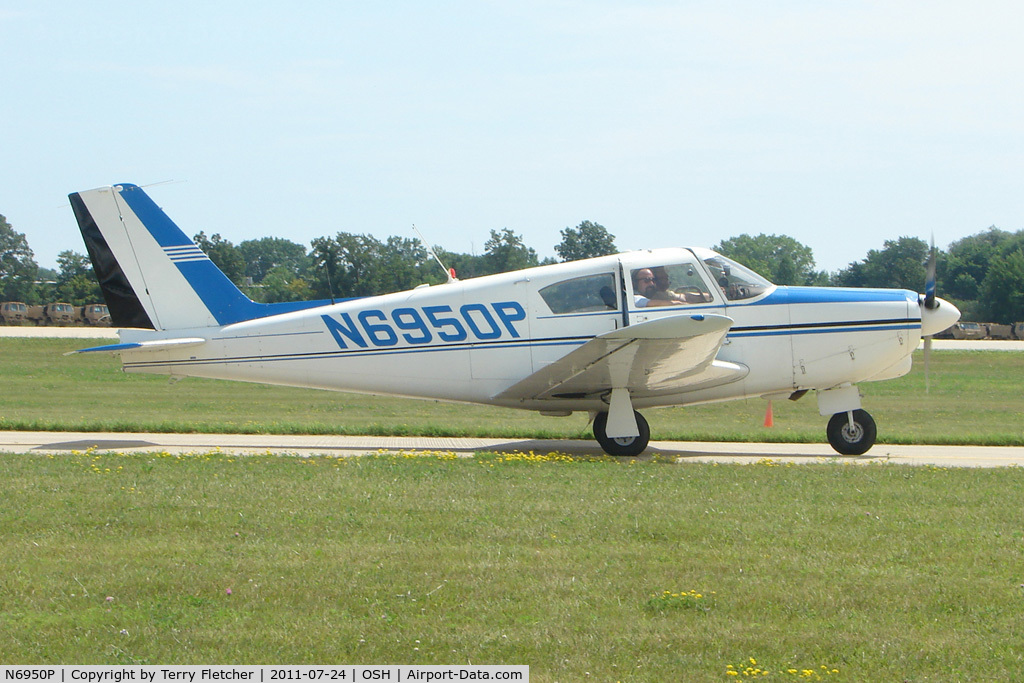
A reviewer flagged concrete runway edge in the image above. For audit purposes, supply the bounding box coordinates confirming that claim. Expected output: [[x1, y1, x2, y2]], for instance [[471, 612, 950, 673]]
[[2, 430, 1023, 468]]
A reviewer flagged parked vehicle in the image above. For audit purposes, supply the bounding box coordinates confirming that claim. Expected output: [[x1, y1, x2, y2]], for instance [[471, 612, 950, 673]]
[[0, 301, 29, 325], [26, 302, 76, 326], [945, 321, 987, 340], [935, 320, 1024, 340], [75, 303, 111, 326], [986, 323, 1014, 340]]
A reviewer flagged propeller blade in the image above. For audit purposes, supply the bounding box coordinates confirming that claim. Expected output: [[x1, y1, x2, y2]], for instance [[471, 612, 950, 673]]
[[924, 335, 932, 394], [924, 235, 937, 310]]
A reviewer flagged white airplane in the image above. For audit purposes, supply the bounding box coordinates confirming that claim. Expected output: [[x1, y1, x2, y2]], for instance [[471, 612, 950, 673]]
[[69, 183, 960, 457]]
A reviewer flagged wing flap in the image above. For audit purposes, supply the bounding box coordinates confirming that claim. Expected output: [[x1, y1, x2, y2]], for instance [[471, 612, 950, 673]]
[[497, 314, 747, 401]]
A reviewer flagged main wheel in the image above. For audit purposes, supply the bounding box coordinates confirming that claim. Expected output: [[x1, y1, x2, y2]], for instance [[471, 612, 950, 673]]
[[593, 410, 650, 457], [826, 409, 876, 455]]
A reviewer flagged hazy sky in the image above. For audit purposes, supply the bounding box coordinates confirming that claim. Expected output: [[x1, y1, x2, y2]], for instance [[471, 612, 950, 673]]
[[3, 1, 1022, 276]]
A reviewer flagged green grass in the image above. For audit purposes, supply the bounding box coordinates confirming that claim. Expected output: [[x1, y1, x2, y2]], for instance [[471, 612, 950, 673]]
[[2, 450, 1023, 679], [1, 338, 1021, 445]]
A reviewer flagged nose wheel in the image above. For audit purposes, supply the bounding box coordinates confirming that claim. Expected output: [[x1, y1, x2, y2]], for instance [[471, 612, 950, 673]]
[[593, 410, 650, 457], [826, 409, 876, 455]]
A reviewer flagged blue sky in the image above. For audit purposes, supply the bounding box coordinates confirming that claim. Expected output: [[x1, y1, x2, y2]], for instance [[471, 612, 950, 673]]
[[2, 1, 1022, 275]]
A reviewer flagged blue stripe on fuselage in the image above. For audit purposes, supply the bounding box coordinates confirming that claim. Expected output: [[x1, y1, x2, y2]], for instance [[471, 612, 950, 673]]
[[757, 286, 917, 306]]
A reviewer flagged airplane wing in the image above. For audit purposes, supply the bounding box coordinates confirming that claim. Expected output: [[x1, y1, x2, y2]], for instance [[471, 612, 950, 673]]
[[495, 313, 747, 402]]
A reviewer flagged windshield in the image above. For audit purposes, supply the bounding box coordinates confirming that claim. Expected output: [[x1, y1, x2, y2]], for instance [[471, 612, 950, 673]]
[[701, 254, 773, 301]]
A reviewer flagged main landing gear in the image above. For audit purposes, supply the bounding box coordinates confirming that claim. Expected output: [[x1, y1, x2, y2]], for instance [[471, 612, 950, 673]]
[[593, 410, 650, 457]]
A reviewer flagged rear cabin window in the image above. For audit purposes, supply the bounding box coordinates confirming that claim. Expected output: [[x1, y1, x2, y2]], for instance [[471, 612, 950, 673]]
[[539, 273, 618, 314]]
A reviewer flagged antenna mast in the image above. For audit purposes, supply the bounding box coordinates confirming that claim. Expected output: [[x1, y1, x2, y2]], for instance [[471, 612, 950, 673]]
[[412, 224, 457, 284]]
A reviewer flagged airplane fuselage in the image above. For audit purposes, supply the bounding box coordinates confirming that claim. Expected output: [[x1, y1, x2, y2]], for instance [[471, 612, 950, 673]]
[[70, 183, 961, 456], [114, 248, 922, 414]]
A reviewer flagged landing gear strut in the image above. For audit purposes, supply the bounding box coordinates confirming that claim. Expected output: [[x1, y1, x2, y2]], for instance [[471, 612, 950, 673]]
[[593, 410, 650, 457], [826, 409, 876, 455]]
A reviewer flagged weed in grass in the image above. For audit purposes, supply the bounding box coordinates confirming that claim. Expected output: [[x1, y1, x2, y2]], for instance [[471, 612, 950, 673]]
[[726, 660, 840, 678], [645, 589, 715, 613]]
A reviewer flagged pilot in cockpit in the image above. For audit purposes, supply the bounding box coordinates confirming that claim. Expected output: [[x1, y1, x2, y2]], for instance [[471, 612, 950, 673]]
[[632, 268, 679, 307], [633, 266, 710, 307]]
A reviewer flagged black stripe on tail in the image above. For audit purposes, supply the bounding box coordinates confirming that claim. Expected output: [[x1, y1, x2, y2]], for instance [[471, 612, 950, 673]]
[[69, 192, 155, 329]]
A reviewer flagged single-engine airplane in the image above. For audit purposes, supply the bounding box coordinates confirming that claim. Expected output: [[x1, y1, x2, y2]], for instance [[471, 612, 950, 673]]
[[69, 183, 960, 456]]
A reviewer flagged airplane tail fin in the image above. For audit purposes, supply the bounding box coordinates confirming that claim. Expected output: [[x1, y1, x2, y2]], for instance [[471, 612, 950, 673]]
[[69, 183, 325, 330]]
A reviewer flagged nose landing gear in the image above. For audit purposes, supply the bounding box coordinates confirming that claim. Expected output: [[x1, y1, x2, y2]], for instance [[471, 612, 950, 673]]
[[826, 409, 876, 455]]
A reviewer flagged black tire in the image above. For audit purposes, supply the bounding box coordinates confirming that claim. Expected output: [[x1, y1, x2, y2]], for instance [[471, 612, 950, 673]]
[[593, 410, 650, 457], [826, 409, 876, 455]]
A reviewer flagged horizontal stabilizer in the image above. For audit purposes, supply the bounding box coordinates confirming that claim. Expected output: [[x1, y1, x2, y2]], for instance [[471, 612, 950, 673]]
[[67, 337, 207, 356], [496, 313, 747, 402]]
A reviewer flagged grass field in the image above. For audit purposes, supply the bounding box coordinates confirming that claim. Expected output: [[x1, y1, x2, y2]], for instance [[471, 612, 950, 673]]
[[2, 339, 1023, 677], [0, 338, 1021, 445], [2, 450, 1023, 679]]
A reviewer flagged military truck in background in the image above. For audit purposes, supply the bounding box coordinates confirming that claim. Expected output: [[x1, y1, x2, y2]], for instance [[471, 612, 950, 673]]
[[985, 323, 1014, 340], [934, 321, 1024, 340], [26, 302, 76, 326], [0, 301, 29, 325], [934, 321, 977, 339], [75, 303, 111, 326], [1, 301, 110, 326]]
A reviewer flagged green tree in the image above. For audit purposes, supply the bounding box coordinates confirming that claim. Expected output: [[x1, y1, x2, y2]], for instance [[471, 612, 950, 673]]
[[1, 214, 39, 302], [833, 236, 929, 290], [310, 235, 342, 300], [310, 232, 386, 298], [378, 236, 440, 292], [253, 265, 314, 303], [54, 250, 102, 304], [978, 249, 1024, 324], [484, 228, 538, 274], [238, 237, 310, 283], [555, 221, 617, 262], [437, 249, 489, 280], [944, 227, 1011, 303], [194, 231, 246, 285], [714, 233, 822, 285]]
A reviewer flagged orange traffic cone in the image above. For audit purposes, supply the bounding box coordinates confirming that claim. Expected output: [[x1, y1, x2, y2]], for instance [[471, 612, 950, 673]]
[[763, 400, 774, 428]]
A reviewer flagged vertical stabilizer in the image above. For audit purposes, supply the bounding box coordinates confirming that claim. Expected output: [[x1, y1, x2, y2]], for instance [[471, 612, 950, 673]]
[[70, 189, 155, 329], [70, 184, 261, 330]]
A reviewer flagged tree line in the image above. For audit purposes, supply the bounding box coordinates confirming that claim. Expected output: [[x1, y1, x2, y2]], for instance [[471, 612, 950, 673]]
[[2, 212, 1022, 324]]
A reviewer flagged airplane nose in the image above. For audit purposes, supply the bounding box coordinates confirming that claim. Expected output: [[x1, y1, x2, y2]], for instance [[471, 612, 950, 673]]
[[919, 296, 961, 337]]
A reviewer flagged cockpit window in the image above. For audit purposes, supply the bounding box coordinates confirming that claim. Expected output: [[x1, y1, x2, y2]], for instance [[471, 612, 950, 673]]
[[539, 273, 618, 314], [630, 262, 714, 306], [702, 255, 772, 301]]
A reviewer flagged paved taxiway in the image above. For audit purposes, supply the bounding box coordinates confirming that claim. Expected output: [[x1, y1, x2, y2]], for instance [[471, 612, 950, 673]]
[[5, 330, 1020, 467], [1, 431, 1022, 468]]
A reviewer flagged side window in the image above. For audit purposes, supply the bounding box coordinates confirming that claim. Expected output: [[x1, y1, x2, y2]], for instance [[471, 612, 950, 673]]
[[539, 273, 618, 314]]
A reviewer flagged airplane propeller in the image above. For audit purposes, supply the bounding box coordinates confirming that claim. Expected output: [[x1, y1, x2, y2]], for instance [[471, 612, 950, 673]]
[[924, 236, 937, 311], [923, 239, 936, 392], [919, 236, 960, 393]]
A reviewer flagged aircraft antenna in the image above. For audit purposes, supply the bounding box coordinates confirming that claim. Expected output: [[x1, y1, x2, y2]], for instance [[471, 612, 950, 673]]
[[412, 224, 457, 283]]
